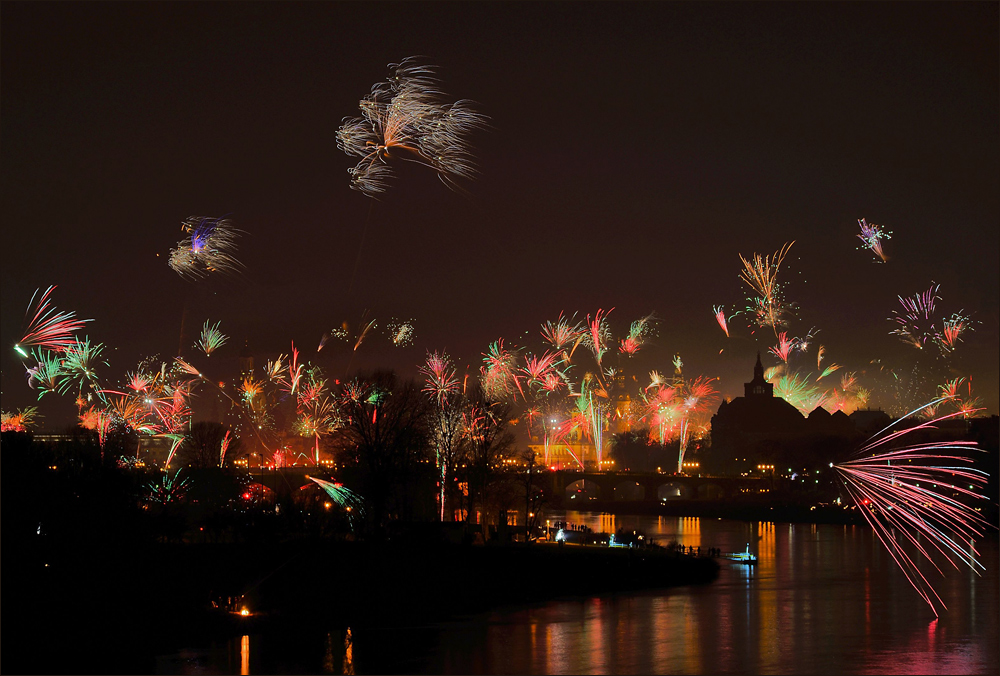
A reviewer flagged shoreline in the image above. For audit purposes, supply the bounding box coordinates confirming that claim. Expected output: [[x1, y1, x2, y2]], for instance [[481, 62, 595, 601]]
[[547, 498, 873, 525], [5, 535, 719, 673]]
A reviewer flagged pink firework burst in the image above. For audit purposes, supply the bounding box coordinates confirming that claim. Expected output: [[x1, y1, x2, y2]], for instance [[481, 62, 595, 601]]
[[15, 286, 91, 357], [419, 350, 460, 407], [712, 305, 731, 338], [767, 332, 794, 363], [856, 217, 892, 263], [833, 402, 992, 616]]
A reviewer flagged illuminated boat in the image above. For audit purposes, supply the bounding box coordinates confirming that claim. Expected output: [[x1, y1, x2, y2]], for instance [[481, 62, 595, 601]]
[[725, 543, 758, 564]]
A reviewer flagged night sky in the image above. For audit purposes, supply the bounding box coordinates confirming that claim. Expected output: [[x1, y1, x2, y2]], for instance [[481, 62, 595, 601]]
[[2, 2, 997, 428]]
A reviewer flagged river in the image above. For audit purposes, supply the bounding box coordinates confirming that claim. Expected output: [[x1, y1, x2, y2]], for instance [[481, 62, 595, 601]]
[[156, 511, 999, 674]]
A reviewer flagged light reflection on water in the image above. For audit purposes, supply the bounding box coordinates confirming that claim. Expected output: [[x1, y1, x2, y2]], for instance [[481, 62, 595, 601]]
[[160, 514, 998, 675], [239, 635, 249, 676]]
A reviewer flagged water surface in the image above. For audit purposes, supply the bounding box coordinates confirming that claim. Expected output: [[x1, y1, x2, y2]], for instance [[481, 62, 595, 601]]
[[158, 513, 999, 674]]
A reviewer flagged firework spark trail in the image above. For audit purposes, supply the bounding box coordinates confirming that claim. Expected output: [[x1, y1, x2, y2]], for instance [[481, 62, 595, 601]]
[[25, 348, 63, 399], [195, 320, 229, 356], [768, 332, 794, 363], [419, 351, 466, 518], [172, 356, 282, 457], [77, 405, 112, 453], [386, 318, 416, 347], [937, 377, 982, 418], [739, 241, 795, 334], [1, 407, 40, 432], [833, 402, 992, 616], [520, 350, 562, 390], [890, 284, 942, 350], [643, 384, 679, 445], [336, 57, 489, 197], [419, 351, 460, 407], [480, 339, 524, 401], [619, 312, 657, 356], [790, 327, 819, 354], [583, 308, 614, 368], [817, 363, 842, 380], [294, 368, 342, 465], [548, 421, 585, 470], [646, 370, 668, 391], [15, 286, 92, 357], [541, 313, 585, 352], [219, 430, 233, 467], [676, 376, 718, 472], [856, 218, 892, 263], [260, 345, 305, 396], [318, 326, 350, 352], [774, 373, 835, 414], [56, 338, 106, 400], [146, 469, 191, 505], [712, 305, 731, 338], [168, 216, 244, 280], [354, 318, 378, 352], [309, 477, 366, 530], [937, 314, 973, 354]]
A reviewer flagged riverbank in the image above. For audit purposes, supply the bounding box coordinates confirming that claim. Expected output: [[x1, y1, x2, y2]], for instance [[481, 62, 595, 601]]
[[5, 535, 718, 674], [549, 497, 872, 525]]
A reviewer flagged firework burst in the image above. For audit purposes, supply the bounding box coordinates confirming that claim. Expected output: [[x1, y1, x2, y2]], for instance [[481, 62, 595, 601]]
[[15, 286, 92, 357], [856, 218, 892, 263], [739, 241, 795, 333], [889, 284, 941, 350], [168, 216, 244, 280], [712, 305, 731, 338], [308, 477, 366, 527], [619, 313, 656, 356], [833, 402, 992, 616], [1, 406, 41, 433], [480, 339, 524, 400], [386, 318, 416, 347], [768, 332, 794, 363], [318, 326, 350, 352], [419, 351, 460, 407], [195, 320, 229, 356], [337, 57, 489, 197]]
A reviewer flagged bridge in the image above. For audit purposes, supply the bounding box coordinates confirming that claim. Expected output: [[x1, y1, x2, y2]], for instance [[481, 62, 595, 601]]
[[546, 470, 772, 503], [242, 467, 775, 504]]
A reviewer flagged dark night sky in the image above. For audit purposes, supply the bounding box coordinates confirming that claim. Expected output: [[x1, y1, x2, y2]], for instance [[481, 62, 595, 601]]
[[2, 2, 998, 428]]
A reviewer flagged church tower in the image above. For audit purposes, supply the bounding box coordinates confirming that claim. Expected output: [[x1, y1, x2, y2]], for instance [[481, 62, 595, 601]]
[[744, 352, 774, 398]]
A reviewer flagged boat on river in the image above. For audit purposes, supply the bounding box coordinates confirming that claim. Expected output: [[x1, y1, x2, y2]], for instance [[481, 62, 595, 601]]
[[725, 543, 758, 564]]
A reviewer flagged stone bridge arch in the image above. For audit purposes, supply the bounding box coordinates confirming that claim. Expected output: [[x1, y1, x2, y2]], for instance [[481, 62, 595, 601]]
[[696, 482, 726, 500], [656, 482, 693, 500], [612, 480, 645, 501], [565, 478, 602, 503]]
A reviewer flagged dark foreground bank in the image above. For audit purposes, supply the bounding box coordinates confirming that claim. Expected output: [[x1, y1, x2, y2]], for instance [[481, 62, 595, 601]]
[[2, 536, 718, 674]]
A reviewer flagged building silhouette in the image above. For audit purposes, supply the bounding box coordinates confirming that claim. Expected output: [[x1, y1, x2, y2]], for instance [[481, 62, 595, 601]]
[[708, 353, 871, 474]]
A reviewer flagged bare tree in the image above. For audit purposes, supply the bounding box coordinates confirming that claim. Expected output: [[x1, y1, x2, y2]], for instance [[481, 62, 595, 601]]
[[460, 389, 517, 532], [520, 448, 546, 542], [427, 395, 468, 521], [334, 371, 431, 532], [179, 421, 243, 468]]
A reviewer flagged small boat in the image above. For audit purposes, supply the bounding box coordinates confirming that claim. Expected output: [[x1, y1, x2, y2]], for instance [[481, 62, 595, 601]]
[[725, 542, 758, 565]]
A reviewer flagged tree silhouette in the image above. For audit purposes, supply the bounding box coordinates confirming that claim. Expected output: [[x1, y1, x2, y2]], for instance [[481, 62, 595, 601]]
[[334, 371, 431, 532], [179, 421, 243, 468], [460, 389, 517, 531]]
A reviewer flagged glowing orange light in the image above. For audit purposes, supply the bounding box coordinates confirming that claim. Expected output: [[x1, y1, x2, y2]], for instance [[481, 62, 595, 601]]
[[240, 608, 250, 617]]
